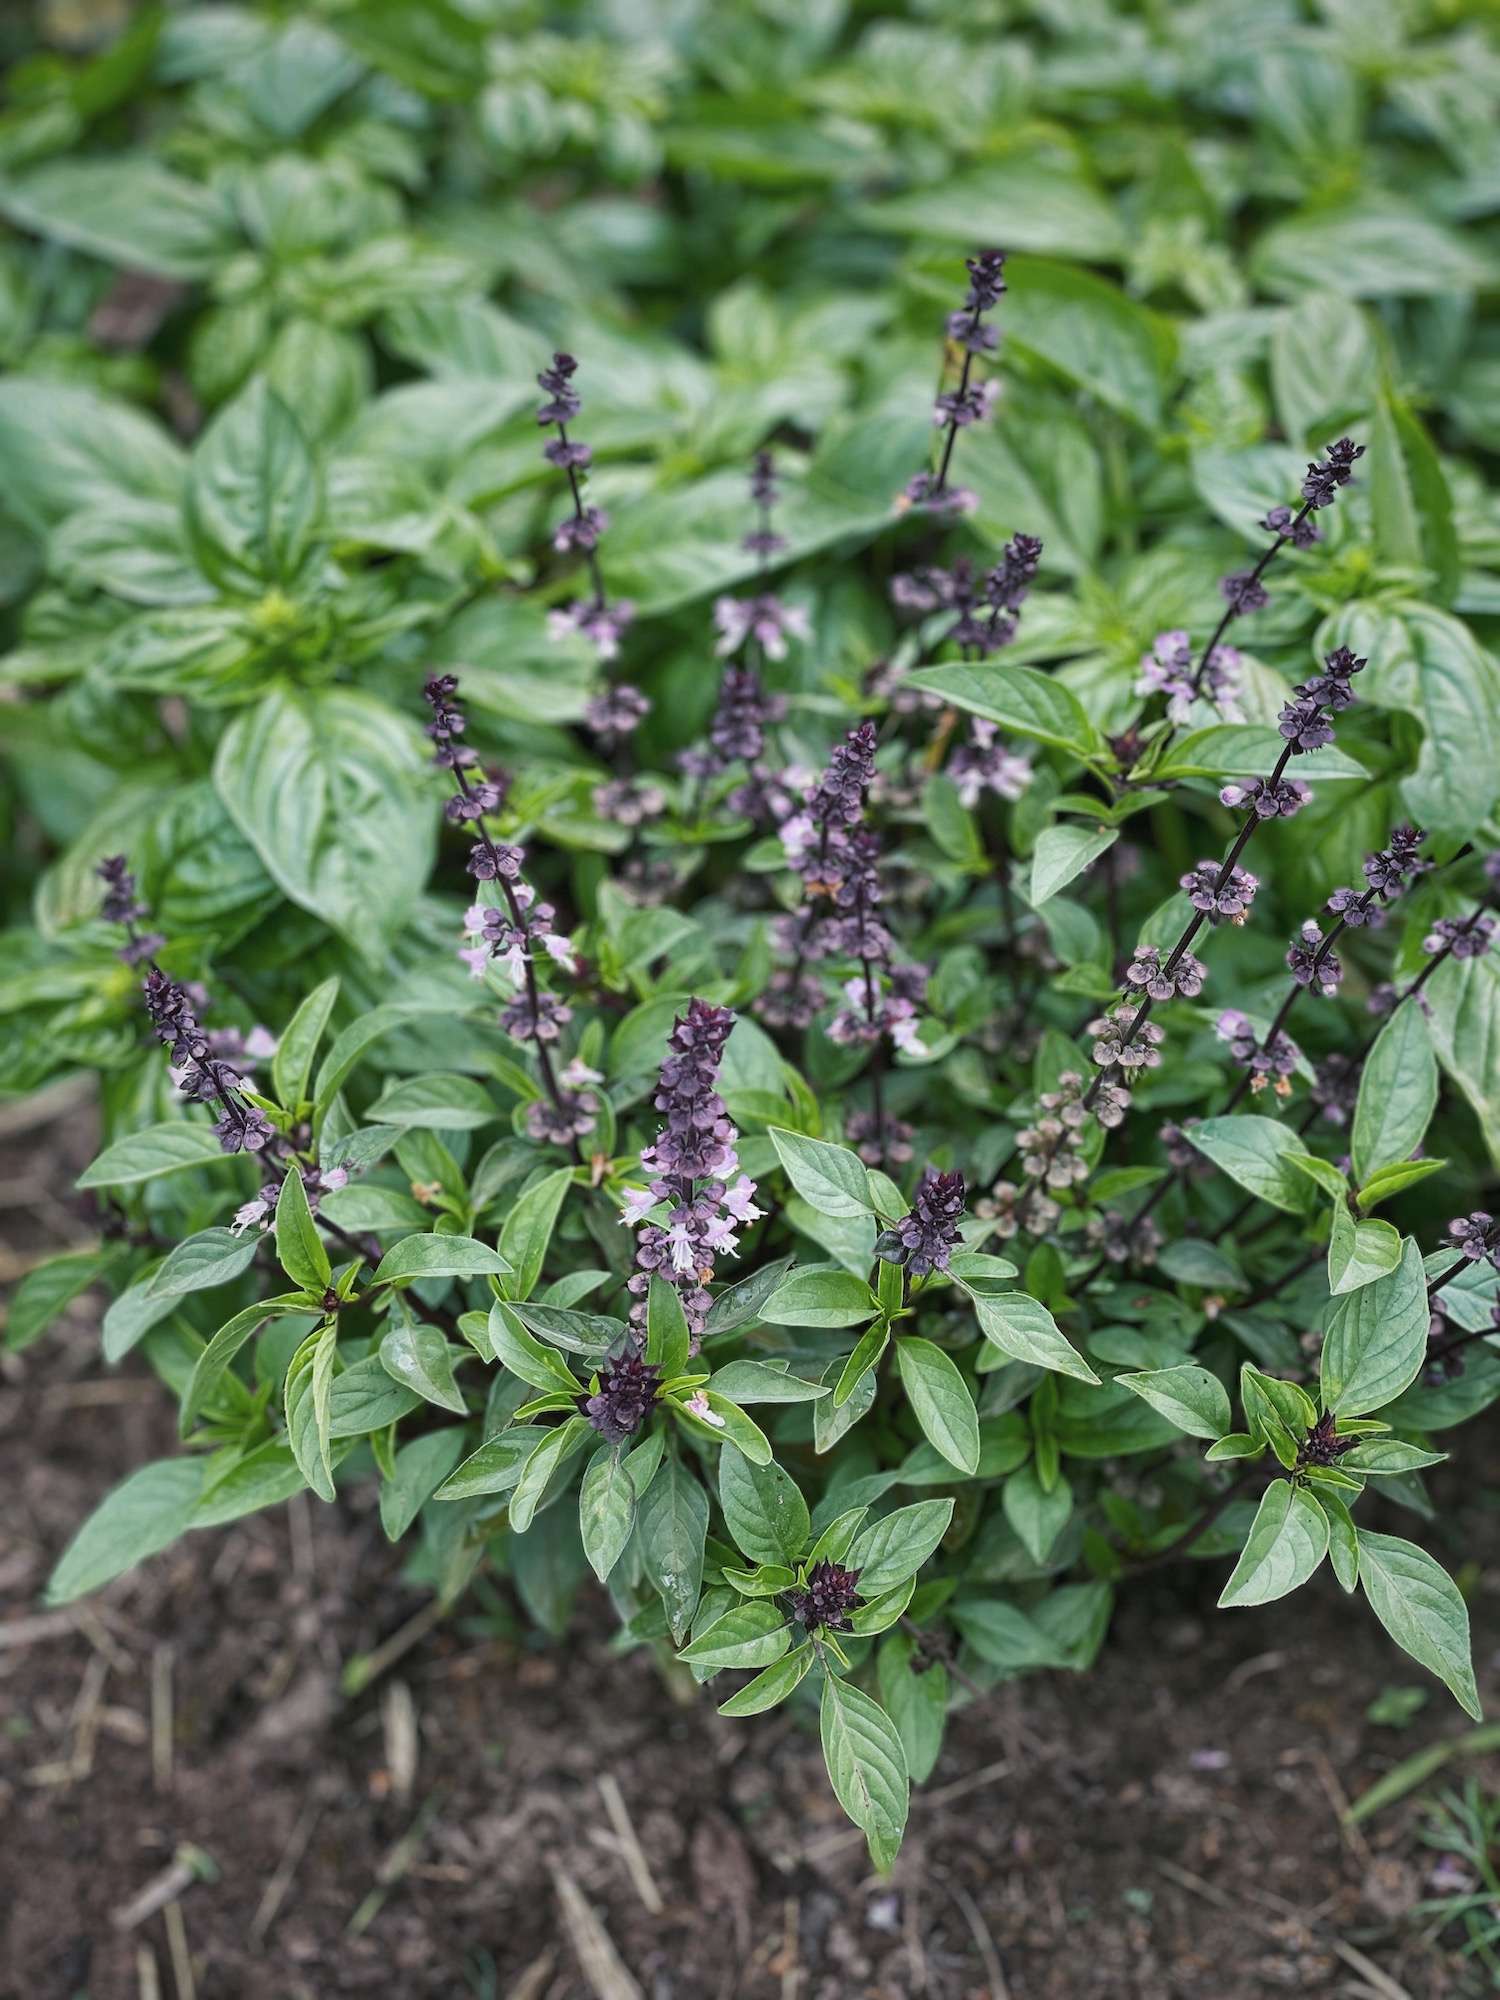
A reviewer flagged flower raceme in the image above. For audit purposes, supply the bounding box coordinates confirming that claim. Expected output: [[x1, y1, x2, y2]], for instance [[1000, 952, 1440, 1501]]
[[622, 998, 763, 1346]]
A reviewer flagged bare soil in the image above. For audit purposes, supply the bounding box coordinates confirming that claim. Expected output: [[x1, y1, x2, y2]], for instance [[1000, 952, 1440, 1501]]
[[3, 1105, 1497, 2000]]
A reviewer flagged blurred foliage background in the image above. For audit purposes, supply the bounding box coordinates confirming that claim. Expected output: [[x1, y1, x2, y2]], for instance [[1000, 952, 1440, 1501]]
[[0, 0, 1497, 1104]]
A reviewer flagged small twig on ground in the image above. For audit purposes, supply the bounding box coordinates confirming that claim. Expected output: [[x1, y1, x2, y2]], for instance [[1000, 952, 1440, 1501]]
[[341, 1598, 446, 1697], [251, 1788, 324, 1947], [504, 1951, 556, 2000], [151, 1645, 174, 1792], [382, 1679, 419, 1808], [112, 1848, 216, 1933], [597, 1772, 664, 1913], [550, 1861, 645, 2000], [779, 1896, 801, 2000], [163, 1899, 196, 2000], [347, 1792, 444, 1937], [944, 1877, 1011, 1999]]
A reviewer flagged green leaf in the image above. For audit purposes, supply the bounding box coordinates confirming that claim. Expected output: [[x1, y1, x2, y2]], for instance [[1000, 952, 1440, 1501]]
[[271, 976, 339, 1113], [372, 1234, 509, 1286], [717, 1643, 815, 1717], [435, 1426, 550, 1501], [499, 1167, 573, 1302], [894, 1337, 980, 1475], [1353, 1007, 1438, 1185], [848, 1499, 955, 1596], [1339, 1439, 1447, 1476], [1252, 197, 1497, 301], [768, 1128, 874, 1218], [314, 1006, 432, 1114], [861, 152, 1123, 262], [379, 1429, 467, 1542], [275, 1162, 331, 1293], [214, 685, 433, 961], [1029, 824, 1118, 908], [708, 1360, 830, 1405], [104, 1228, 262, 1361], [1116, 1365, 1231, 1442], [878, 1632, 948, 1785], [833, 1320, 891, 1407], [1356, 1531, 1481, 1720], [1428, 948, 1500, 1174], [191, 1441, 309, 1527], [1358, 1159, 1448, 1209], [327, 1355, 421, 1436], [638, 1456, 709, 1641], [179, 1293, 310, 1433], [646, 1273, 692, 1378], [1315, 1490, 1361, 1593], [285, 1321, 339, 1503], [508, 1417, 592, 1534], [46, 1459, 205, 1604], [578, 1445, 637, 1584], [1001, 256, 1174, 427], [678, 1600, 791, 1670], [1002, 1463, 1074, 1565], [905, 661, 1100, 758], [77, 1122, 230, 1189], [489, 1301, 584, 1396], [820, 1674, 909, 1872], [1327, 1207, 1402, 1296], [1153, 726, 1366, 785], [688, 1392, 772, 1465], [4, 1248, 119, 1353], [1284, 1150, 1349, 1203], [1218, 1481, 1329, 1608], [1320, 1238, 1429, 1416], [379, 1310, 468, 1415], [368, 1073, 498, 1130], [963, 1286, 1100, 1384], [185, 378, 321, 590], [0, 157, 233, 280], [762, 1266, 879, 1328], [1399, 606, 1500, 846], [1186, 1116, 1318, 1215], [719, 1445, 810, 1567]]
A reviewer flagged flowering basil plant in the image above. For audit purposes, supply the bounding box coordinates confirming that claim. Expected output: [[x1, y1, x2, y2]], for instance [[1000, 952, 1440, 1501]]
[[7, 167, 1500, 1868]]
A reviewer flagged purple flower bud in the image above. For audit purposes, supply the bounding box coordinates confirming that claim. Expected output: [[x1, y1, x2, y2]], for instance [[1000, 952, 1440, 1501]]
[[584, 683, 651, 745], [536, 350, 581, 428], [1425, 913, 1497, 961], [1221, 571, 1270, 616], [1181, 861, 1258, 923], [1286, 920, 1342, 996], [1125, 945, 1207, 1001], [1219, 775, 1310, 819], [1446, 1213, 1497, 1266], [582, 1351, 660, 1443], [786, 1560, 862, 1634], [875, 1168, 965, 1277], [1301, 438, 1365, 510]]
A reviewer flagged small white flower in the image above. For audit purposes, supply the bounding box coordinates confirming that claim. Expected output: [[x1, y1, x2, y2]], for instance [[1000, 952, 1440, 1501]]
[[619, 1186, 656, 1226], [685, 1390, 725, 1429]]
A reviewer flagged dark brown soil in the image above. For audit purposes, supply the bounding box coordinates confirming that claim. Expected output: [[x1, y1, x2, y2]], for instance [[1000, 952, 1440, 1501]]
[[3, 1105, 1497, 2000]]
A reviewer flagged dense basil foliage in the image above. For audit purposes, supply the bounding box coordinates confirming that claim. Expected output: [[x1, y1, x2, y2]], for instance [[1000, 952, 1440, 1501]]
[[4, 2, 1500, 1865]]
